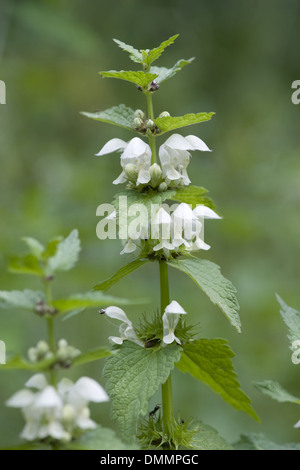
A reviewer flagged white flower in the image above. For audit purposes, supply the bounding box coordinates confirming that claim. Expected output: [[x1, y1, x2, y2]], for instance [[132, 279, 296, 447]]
[[151, 207, 175, 255], [96, 137, 151, 186], [6, 373, 108, 442], [159, 134, 211, 186], [104, 306, 143, 347], [294, 419, 300, 428], [162, 301, 187, 345]]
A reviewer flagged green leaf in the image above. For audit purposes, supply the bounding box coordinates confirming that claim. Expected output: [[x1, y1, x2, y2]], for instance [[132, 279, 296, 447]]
[[53, 291, 138, 315], [8, 254, 43, 277], [99, 70, 158, 88], [169, 185, 216, 210], [168, 258, 241, 333], [0, 289, 45, 311], [94, 259, 149, 291], [154, 112, 215, 135], [21, 237, 44, 258], [47, 229, 81, 274], [42, 236, 63, 259], [65, 425, 138, 450], [142, 34, 179, 67], [72, 347, 112, 366], [103, 342, 181, 440], [176, 340, 259, 421], [150, 58, 194, 84], [81, 104, 135, 131], [276, 294, 300, 348], [254, 380, 300, 404], [113, 38, 143, 64], [188, 421, 233, 450], [234, 433, 300, 450], [0, 355, 55, 371]]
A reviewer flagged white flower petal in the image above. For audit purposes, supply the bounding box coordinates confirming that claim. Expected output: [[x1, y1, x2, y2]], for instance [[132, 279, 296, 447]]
[[25, 373, 48, 390], [35, 386, 63, 408], [57, 378, 74, 398], [193, 205, 221, 219], [162, 332, 176, 344], [104, 306, 132, 324], [185, 135, 211, 151], [113, 171, 127, 185], [6, 389, 35, 408], [108, 336, 124, 345], [137, 169, 151, 185], [73, 377, 109, 403], [193, 238, 211, 251], [120, 238, 137, 255], [122, 137, 150, 159], [20, 421, 39, 441], [294, 420, 300, 428], [162, 134, 193, 151], [165, 300, 187, 315], [95, 138, 127, 156]]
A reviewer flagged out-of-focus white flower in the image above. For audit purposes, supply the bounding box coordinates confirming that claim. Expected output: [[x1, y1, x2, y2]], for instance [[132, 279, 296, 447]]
[[159, 134, 211, 186], [104, 306, 143, 347], [162, 301, 187, 346], [294, 419, 300, 428], [96, 137, 151, 186], [6, 373, 108, 442]]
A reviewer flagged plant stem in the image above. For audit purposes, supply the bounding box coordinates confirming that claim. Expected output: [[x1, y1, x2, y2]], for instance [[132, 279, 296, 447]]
[[44, 280, 56, 386], [145, 92, 157, 164], [159, 261, 174, 441]]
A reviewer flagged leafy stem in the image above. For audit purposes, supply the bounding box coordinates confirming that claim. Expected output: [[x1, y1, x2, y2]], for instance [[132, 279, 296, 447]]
[[159, 261, 174, 445], [44, 278, 56, 386], [145, 91, 157, 164]]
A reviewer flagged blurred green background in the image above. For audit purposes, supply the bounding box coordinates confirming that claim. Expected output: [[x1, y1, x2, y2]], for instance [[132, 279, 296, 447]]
[[1, 0, 300, 448]]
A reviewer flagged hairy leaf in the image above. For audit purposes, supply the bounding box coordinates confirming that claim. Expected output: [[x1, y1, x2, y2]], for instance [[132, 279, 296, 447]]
[[176, 340, 259, 420], [65, 425, 138, 450], [142, 34, 179, 67], [188, 421, 233, 450], [103, 342, 181, 440], [8, 254, 43, 277], [234, 433, 300, 450], [21, 237, 44, 258], [99, 70, 157, 88], [150, 58, 194, 84], [154, 112, 215, 135], [0, 289, 45, 311], [254, 380, 300, 404], [81, 104, 135, 131], [113, 38, 143, 63], [168, 258, 241, 332], [47, 229, 81, 273], [276, 294, 300, 348]]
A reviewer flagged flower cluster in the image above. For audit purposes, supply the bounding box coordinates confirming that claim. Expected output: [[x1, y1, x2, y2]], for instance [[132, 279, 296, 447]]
[[103, 301, 187, 348], [96, 133, 211, 190], [6, 374, 108, 442]]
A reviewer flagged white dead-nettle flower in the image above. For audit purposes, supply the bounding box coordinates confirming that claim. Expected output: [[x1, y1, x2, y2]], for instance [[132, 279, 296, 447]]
[[6, 373, 108, 442], [152, 207, 175, 255], [159, 134, 211, 186], [96, 137, 151, 186], [162, 301, 187, 346], [104, 306, 143, 347]]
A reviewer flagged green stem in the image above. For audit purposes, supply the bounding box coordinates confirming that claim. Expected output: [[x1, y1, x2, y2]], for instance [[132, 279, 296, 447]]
[[145, 92, 157, 164], [159, 261, 174, 441], [44, 280, 56, 386]]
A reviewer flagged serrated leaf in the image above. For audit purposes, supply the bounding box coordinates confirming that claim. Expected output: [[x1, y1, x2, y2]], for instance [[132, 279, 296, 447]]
[[169, 185, 216, 210], [8, 254, 43, 277], [154, 112, 215, 135], [94, 259, 149, 291], [42, 236, 63, 260], [47, 229, 81, 274], [99, 70, 158, 88], [142, 34, 179, 67], [150, 58, 194, 84], [168, 258, 241, 333], [72, 347, 112, 366], [0, 355, 55, 371], [234, 433, 300, 450], [176, 340, 259, 420], [21, 237, 44, 258], [65, 425, 138, 450], [81, 104, 135, 131], [113, 38, 143, 64], [0, 289, 45, 311], [276, 294, 300, 349], [53, 291, 138, 315], [254, 380, 300, 404], [188, 420, 233, 450], [103, 342, 181, 440]]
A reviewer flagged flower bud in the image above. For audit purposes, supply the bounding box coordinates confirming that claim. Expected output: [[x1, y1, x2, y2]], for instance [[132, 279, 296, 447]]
[[158, 111, 170, 118], [149, 80, 159, 92], [149, 163, 162, 188], [133, 117, 143, 129], [146, 119, 156, 131], [158, 182, 168, 192], [134, 109, 145, 120], [28, 347, 38, 362], [36, 340, 49, 356], [58, 339, 68, 349], [124, 163, 138, 182]]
